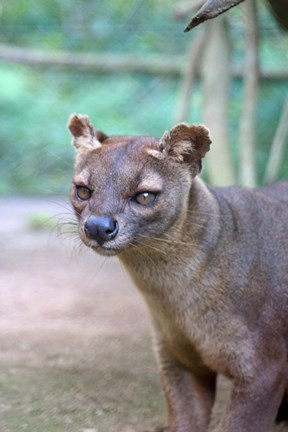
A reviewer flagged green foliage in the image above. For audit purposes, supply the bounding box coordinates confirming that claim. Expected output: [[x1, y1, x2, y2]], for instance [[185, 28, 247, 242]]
[[0, 65, 181, 195], [0, 0, 187, 54], [0, 0, 287, 195]]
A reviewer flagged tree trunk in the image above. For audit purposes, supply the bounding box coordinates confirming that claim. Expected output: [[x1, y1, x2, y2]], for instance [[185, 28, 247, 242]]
[[202, 17, 235, 186], [175, 29, 208, 123], [239, 0, 259, 187], [264, 93, 288, 183]]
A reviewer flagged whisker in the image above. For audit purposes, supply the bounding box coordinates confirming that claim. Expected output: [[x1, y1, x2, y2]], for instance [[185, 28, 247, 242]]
[[137, 233, 212, 249], [138, 233, 195, 248], [135, 235, 197, 269], [186, 209, 218, 217], [56, 218, 78, 233], [44, 196, 82, 219], [129, 243, 155, 265], [68, 237, 86, 257], [187, 221, 207, 229], [137, 239, 169, 257]]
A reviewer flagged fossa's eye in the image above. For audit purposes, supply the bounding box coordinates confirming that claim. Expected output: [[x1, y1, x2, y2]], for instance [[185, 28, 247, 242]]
[[134, 191, 158, 206], [76, 186, 92, 201]]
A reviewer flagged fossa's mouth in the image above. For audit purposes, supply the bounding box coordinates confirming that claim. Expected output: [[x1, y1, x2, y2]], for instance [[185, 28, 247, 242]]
[[91, 244, 121, 257], [80, 233, 130, 257]]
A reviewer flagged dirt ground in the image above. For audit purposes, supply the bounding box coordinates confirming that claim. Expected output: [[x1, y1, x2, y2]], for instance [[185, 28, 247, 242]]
[[0, 197, 286, 432], [0, 197, 166, 432]]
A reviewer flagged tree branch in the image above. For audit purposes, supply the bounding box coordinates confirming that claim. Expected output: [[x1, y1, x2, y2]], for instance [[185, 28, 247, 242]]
[[0, 44, 287, 79], [184, 0, 245, 32], [0, 44, 183, 76]]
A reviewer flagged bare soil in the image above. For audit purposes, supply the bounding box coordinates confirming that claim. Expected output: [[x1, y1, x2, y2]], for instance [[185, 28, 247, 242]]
[[0, 197, 165, 432], [0, 197, 286, 432]]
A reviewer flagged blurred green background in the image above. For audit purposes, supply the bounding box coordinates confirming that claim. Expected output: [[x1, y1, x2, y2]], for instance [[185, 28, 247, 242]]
[[0, 0, 287, 195]]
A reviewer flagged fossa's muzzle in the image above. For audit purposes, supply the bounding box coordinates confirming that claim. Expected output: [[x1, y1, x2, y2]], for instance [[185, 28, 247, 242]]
[[84, 215, 119, 245]]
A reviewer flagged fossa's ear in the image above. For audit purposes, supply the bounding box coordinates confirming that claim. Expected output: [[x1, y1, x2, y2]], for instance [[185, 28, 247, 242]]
[[67, 114, 108, 151], [158, 123, 211, 174]]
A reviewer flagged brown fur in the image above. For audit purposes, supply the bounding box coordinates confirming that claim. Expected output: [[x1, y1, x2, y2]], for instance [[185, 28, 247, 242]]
[[68, 114, 288, 432]]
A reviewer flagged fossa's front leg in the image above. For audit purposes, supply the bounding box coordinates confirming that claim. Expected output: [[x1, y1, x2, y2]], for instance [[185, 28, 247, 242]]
[[158, 347, 216, 432], [215, 356, 288, 432]]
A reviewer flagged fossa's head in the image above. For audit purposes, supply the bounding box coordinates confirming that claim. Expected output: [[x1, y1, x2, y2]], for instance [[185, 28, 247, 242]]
[[68, 114, 211, 256]]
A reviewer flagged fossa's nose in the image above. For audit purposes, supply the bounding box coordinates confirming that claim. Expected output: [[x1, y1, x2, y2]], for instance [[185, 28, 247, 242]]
[[84, 215, 119, 244]]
